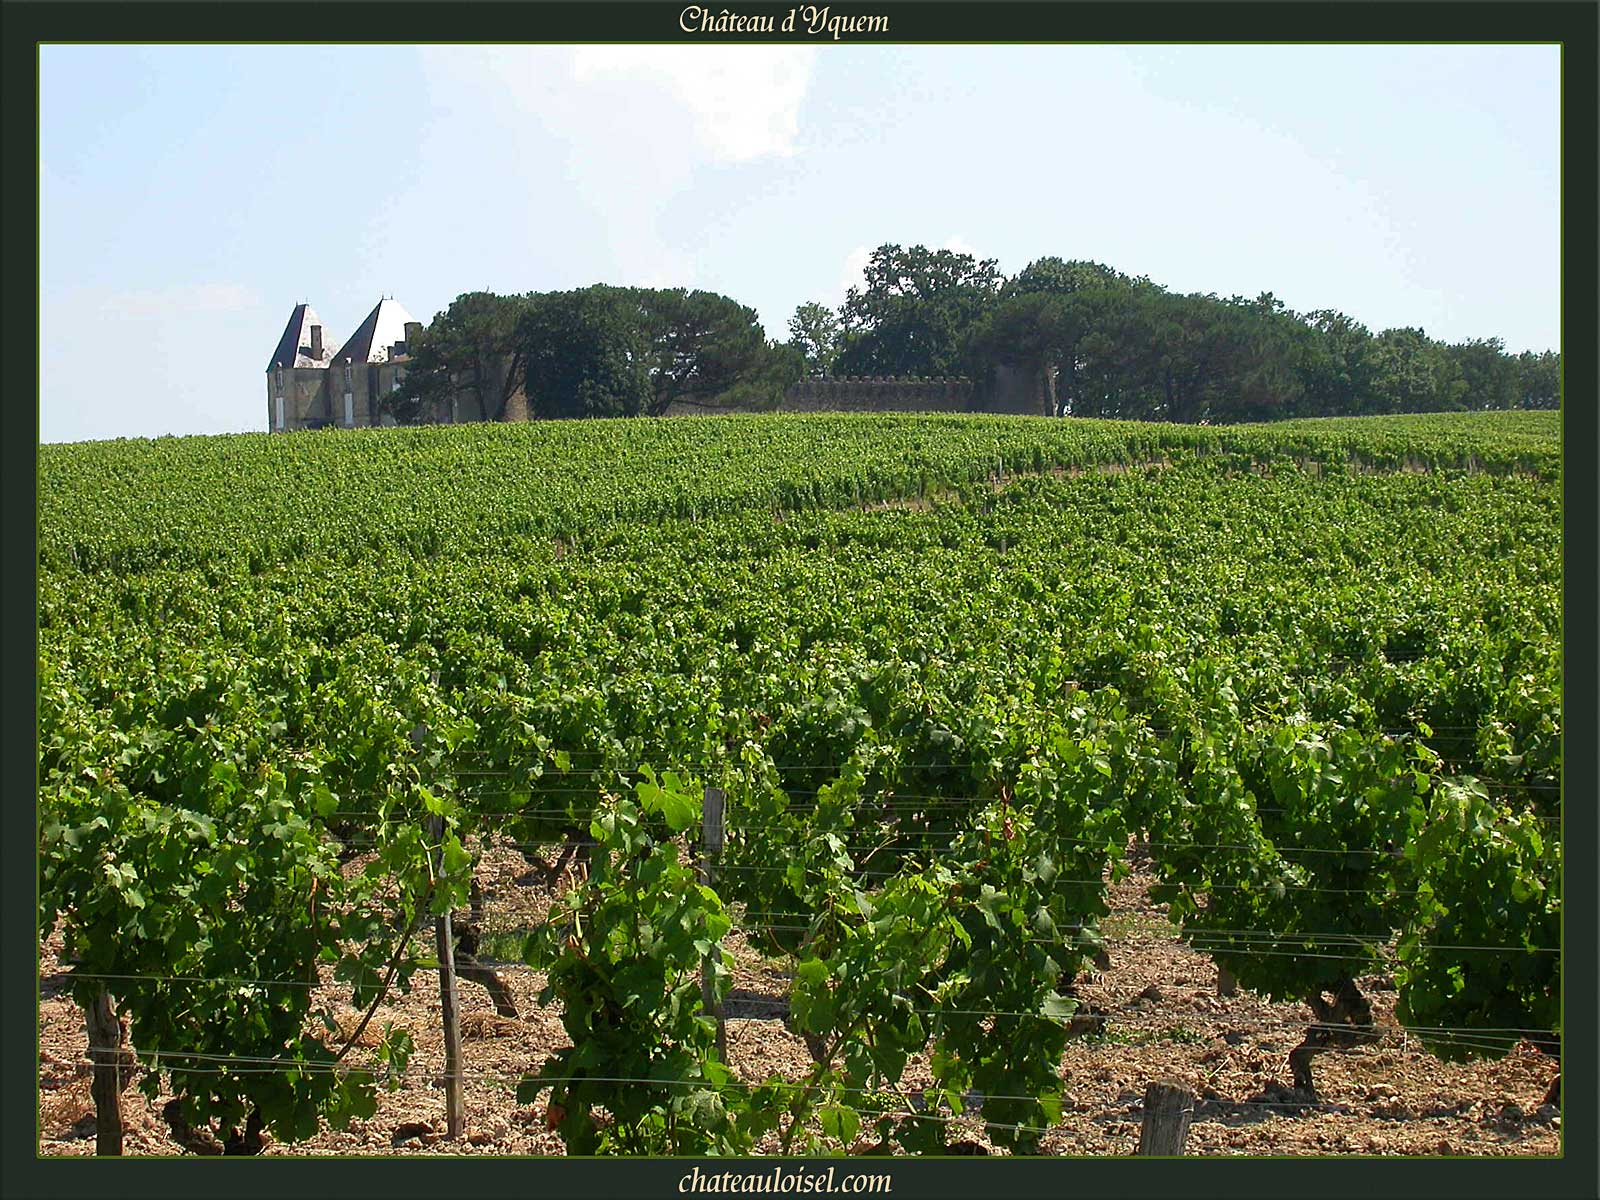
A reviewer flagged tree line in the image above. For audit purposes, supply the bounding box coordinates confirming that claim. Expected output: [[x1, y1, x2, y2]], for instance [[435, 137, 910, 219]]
[[388, 246, 1559, 425], [389, 286, 802, 425]]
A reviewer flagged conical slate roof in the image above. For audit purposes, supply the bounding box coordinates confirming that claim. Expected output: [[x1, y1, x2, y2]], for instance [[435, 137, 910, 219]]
[[267, 303, 336, 371], [333, 297, 418, 365]]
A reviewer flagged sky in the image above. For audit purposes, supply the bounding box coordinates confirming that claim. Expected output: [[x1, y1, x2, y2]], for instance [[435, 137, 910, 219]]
[[39, 43, 1560, 443]]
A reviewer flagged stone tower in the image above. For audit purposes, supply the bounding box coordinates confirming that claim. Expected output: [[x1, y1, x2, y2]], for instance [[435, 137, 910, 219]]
[[328, 297, 419, 430], [266, 303, 336, 432]]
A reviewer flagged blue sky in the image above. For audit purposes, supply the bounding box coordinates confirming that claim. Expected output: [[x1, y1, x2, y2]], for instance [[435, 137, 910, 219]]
[[39, 43, 1560, 443]]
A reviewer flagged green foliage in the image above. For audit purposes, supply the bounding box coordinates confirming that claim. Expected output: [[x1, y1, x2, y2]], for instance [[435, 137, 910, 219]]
[[518, 286, 654, 420], [1512, 349, 1561, 410], [958, 255, 1558, 423], [38, 411, 1558, 576], [515, 285, 795, 420], [38, 750, 424, 1147], [517, 774, 784, 1154], [635, 287, 798, 415], [835, 243, 1002, 378], [379, 257, 1551, 429], [1395, 778, 1560, 1061], [388, 291, 531, 425], [1002, 257, 1141, 300], [1148, 715, 1433, 1003], [788, 301, 844, 378]]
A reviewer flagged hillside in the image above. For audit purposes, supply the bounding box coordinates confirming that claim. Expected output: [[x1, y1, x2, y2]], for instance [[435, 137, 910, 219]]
[[38, 411, 1562, 1158]]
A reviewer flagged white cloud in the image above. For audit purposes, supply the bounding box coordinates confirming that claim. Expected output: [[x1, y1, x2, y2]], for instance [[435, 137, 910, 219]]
[[414, 44, 840, 322], [570, 46, 817, 162], [419, 45, 816, 165], [414, 45, 817, 289]]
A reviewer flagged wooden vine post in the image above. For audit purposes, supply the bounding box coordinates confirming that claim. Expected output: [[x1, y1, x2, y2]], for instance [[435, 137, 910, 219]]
[[427, 811, 466, 1139], [699, 786, 727, 1061], [83, 986, 124, 1156], [1136, 1080, 1194, 1156]]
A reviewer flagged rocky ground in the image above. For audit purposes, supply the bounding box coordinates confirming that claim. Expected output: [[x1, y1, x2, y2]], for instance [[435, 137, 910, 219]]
[[38, 840, 1560, 1158]]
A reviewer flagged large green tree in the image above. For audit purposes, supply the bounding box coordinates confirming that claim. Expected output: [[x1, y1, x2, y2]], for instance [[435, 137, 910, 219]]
[[1297, 310, 1379, 417], [1138, 291, 1248, 423], [515, 286, 797, 420], [1514, 350, 1561, 410], [968, 258, 1150, 416], [1446, 337, 1520, 411], [1203, 293, 1312, 423], [834, 244, 1002, 377], [1369, 328, 1466, 414], [1001, 257, 1137, 301], [387, 292, 531, 425], [787, 301, 843, 378], [633, 288, 798, 415], [518, 287, 652, 420]]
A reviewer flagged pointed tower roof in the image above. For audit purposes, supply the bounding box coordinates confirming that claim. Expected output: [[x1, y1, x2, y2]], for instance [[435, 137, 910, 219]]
[[267, 302, 336, 371], [332, 297, 419, 365]]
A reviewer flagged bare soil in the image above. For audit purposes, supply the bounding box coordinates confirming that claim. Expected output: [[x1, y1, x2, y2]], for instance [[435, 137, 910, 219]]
[[37, 840, 1560, 1158]]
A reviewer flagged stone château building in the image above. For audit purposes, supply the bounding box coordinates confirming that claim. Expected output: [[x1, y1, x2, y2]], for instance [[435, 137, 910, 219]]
[[266, 297, 424, 432], [267, 297, 1049, 432]]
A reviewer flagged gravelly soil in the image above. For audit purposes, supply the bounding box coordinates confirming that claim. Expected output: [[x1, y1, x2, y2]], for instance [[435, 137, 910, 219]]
[[37, 840, 1560, 1158]]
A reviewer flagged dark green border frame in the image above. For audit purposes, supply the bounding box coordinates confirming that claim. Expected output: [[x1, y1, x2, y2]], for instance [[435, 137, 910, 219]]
[[4, 3, 1594, 1198]]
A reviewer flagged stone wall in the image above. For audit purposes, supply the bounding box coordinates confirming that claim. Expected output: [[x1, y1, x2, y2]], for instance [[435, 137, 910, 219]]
[[268, 366, 335, 431], [985, 362, 1052, 416]]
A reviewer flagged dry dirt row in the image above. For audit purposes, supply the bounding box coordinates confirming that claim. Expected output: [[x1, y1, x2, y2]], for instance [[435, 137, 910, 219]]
[[38, 841, 1560, 1158]]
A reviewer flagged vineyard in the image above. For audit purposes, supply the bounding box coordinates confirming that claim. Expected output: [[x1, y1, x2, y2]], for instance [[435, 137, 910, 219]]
[[37, 410, 1562, 1157]]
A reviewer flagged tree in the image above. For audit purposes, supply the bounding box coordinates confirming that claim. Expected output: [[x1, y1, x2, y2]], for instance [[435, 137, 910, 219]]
[[1298, 310, 1379, 417], [966, 294, 1071, 416], [1141, 292, 1247, 423], [1204, 294, 1311, 423], [387, 292, 531, 425], [787, 301, 843, 378], [1446, 338, 1520, 411], [514, 286, 798, 420], [1369, 328, 1465, 414], [1000, 257, 1135, 301], [517, 287, 652, 420], [966, 292, 1122, 418], [759, 339, 808, 404], [972, 258, 1154, 417], [632, 288, 798, 416], [834, 244, 1002, 377], [1514, 350, 1561, 410]]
